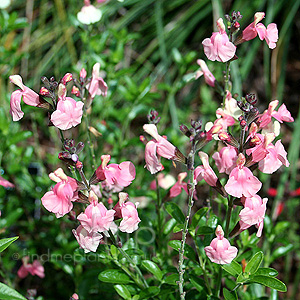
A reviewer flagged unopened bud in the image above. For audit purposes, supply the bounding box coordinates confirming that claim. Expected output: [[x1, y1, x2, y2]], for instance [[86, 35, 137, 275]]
[[108, 197, 113, 205], [39, 87, 50, 96], [180, 124, 191, 137], [62, 73, 73, 85], [218, 132, 231, 141], [240, 119, 247, 128], [71, 86, 80, 97], [80, 68, 87, 79], [245, 93, 257, 105], [76, 161, 83, 169], [71, 154, 79, 162], [69, 211, 77, 221], [76, 142, 84, 154]]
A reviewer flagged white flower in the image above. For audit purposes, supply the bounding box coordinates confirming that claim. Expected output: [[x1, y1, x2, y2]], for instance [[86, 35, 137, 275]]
[[0, 0, 11, 9], [77, 4, 102, 25]]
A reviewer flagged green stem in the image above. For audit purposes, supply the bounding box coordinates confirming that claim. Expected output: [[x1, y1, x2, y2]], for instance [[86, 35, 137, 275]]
[[194, 239, 212, 295], [178, 148, 196, 300], [223, 61, 231, 105], [215, 265, 223, 297], [108, 231, 148, 289], [155, 174, 163, 250], [59, 129, 65, 144], [83, 109, 96, 169], [225, 196, 234, 237]]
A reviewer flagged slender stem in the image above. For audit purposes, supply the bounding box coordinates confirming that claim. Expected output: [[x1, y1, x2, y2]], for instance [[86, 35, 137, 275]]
[[108, 231, 148, 289], [178, 148, 196, 300], [83, 109, 96, 169], [155, 174, 162, 250], [59, 129, 65, 144], [215, 265, 223, 297], [193, 239, 212, 295], [225, 196, 234, 237], [223, 61, 231, 106]]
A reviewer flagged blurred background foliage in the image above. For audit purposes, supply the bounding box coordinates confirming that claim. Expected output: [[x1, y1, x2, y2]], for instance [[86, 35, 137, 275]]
[[0, 0, 300, 299]]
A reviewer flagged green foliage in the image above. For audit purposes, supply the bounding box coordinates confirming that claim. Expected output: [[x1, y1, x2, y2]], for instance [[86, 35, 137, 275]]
[[0, 283, 26, 300]]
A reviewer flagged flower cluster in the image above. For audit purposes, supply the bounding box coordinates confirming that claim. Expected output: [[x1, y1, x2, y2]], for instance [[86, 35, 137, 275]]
[[41, 139, 140, 253], [9, 63, 107, 131]]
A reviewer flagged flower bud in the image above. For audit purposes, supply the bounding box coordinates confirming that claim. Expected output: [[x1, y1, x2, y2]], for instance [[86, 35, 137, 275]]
[[61, 73, 73, 85], [39, 87, 50, 96]]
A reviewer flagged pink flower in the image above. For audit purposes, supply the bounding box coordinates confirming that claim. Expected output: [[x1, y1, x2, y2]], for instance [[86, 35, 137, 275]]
[[242, 12, 278, 49], [195, 59, 215, 87], [212, 145, 238, 174], [258, 140, 289, 174], [50, 83, 84, 130], [113, 193, 141, 233], [41, 168, 78, 218], [9, 75, 40, 121], [194, 152, 218, 187], [0, 175, 14, 188], [95, 155, 136, 188], [170, 172, 188, 198], [72, 225, 102, 253], [87, 63, 108, 98], [150, 173, 176, 190], [219, 91, 242, 120], [239, 195, 268, 237], [77, 1, 102, 25], [17, 257, 45, 279], [259, 100, 294, 128], [204, 225, 238, 264], [143, 124, 176, 174], [77, 192, 115, 233], [225, 154, 262, 198], [202, 18, 236, 62]]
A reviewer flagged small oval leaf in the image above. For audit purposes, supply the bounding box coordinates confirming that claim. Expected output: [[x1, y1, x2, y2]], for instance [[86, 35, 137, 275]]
[[245, 251, 263, 274], [223, 287, 238, 300], [191, 207, 209, 230], [248, 275, 287, 292], [141, 260, 163, 281], [114, 285, 131, 300], [0, 282, 27, 300], [197, 226, 214, 235], [165, 203, 185, 224], [0, 237, 19, 253], [98, 269, 132, 284], [255, 267, 278, 277], [222, 260, 242, 277]]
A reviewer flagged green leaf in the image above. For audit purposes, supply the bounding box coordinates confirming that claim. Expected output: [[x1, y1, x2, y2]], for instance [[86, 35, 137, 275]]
[[222, 260, 242, 277], [271, 245, 293, 262], [191, 207, 209, 230], [223, 287, 237, 300], [0, 208, 23, 228], [245, 251, 263, 274], [163, 218, 177, 235], [110, 245, 118, 259], [173, 223, 183, 233], [165, 203, 185, 224], [139, 287, 160, 299], [0, 282, 27, 300], [164, 274, 179, 285], [168, 240, 196, 261], [236, 272, 249, 284], [0, 237, 18, 253], [98, 269, 132, 284], [114, 285, 131, 300], [6, 131, 32, 146], [189, 275, 207, 293], [248, 275, 287, 292], [197, 226, 214, 235], [141, 260, 163, 281], [255, 268, 278, 277]]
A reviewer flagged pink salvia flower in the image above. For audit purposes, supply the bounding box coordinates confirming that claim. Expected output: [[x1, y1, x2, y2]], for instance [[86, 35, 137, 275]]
[[259, 100, 294, 128], [9, 75, 40, 121], [212, 145, 238, 175], [202, 18, 236, 62], [170, 172, 188, 198], [239, 195, 268, 237], [194, 152, 218, 187], [113, 193, 141, 233], [258, 139, 289, 174], [77, 191, 115, 233], [220, 91, 242, 120], [143, 123, 176, 158], [150, 173, 176, 190], [242, 12, 265, 41], [87, 63, 108, 98], [225, 153, 262, 198], [72, 225, 102, 253], [204, 225, 238, 264], [77, 1, 102, 25], [195, 59, 216, 87], [0, 175, 14, 188], [17, 257, 45, 279], [51, 83, 84, 130], [144, 140, 164, 174], [95, 155, 136, 187], [41, 168, 78, 218]]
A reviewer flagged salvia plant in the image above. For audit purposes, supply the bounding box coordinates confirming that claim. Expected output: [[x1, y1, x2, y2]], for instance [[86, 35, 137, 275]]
[[0, 8, 296, 300]]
